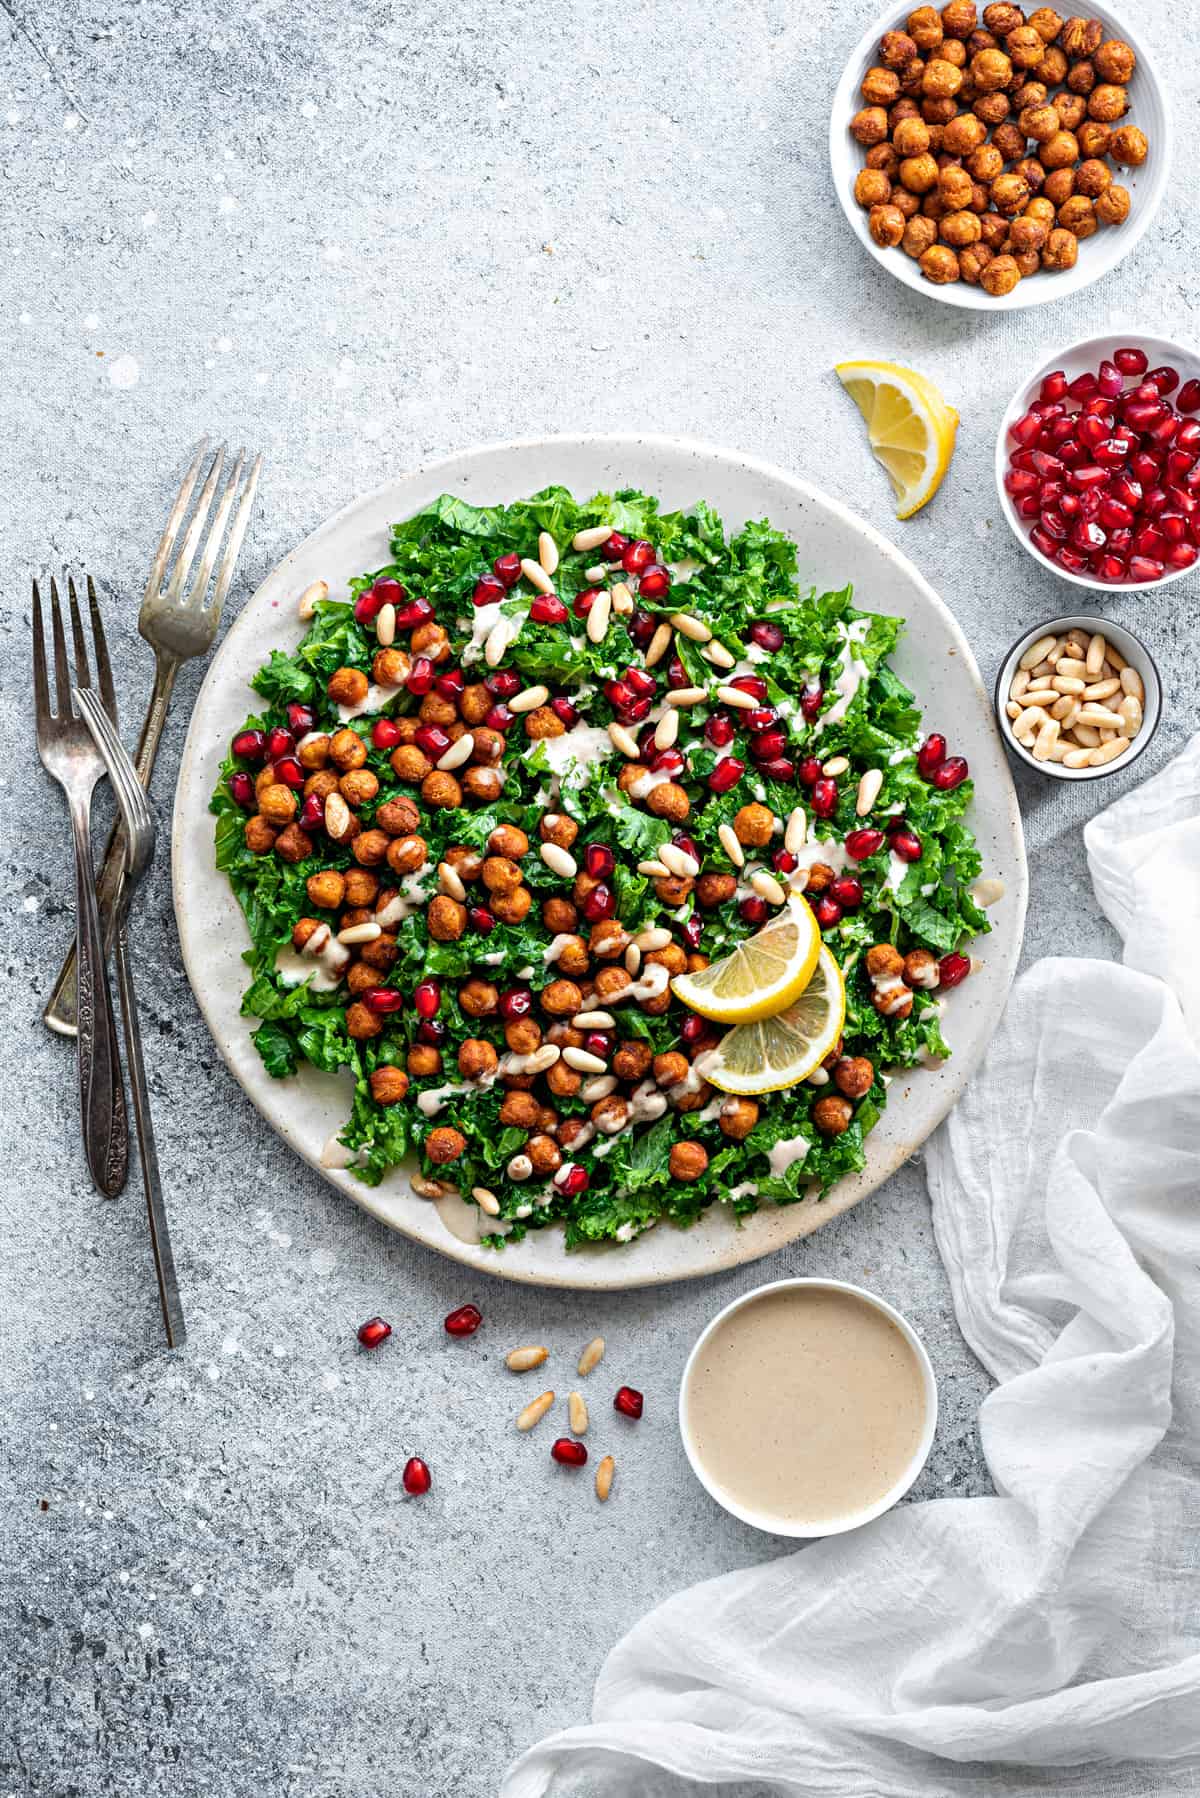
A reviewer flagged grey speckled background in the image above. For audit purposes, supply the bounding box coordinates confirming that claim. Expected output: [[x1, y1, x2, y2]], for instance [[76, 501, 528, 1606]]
[[2, 1, 1196, 1793]]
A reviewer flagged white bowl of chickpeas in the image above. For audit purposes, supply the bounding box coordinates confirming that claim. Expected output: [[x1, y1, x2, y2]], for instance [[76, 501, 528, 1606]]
[[830, 0, 1171, 309]]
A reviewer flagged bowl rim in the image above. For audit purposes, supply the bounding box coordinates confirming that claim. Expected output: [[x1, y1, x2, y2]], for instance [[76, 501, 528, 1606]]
[[678, 1275, 939, 1537], [829, 0, 1173, 313], [994, 328, 1200, 592], [993, 609, 1162, 781]]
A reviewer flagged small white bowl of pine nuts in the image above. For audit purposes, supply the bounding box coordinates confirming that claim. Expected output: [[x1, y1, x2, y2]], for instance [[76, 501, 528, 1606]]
[[994, 613, 1160, 779]]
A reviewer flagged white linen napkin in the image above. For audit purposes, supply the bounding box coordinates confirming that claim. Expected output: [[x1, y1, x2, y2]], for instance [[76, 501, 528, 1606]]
[[502, 735, 1200, 1798]]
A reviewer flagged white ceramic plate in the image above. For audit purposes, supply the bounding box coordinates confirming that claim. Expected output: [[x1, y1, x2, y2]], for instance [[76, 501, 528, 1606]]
[[173, 435, 1028, 1290], [829, 0, 1171, 312]]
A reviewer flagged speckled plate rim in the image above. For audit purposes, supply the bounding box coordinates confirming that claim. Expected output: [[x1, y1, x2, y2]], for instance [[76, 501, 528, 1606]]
[[172, 434, 1028, 1290]]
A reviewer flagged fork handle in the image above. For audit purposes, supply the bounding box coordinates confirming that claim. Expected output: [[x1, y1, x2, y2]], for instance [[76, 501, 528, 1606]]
[[44, 654, 179, 1036], [70, 798, 129, 1197]]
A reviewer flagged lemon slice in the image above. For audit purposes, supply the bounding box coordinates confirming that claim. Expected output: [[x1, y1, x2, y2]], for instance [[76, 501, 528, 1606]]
[[835, 359, 958, 520], [670, 896, 820, 1026], [699, 947, 846, 1096]]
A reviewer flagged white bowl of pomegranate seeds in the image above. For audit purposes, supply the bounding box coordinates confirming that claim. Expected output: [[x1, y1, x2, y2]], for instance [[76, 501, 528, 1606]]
[[994, 612, 1160, 779], [997, 332, 1200, 588]]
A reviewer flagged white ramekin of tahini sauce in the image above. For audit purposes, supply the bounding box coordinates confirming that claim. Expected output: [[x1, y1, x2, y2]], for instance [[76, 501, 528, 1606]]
[[679, 1278, 937, 1537]]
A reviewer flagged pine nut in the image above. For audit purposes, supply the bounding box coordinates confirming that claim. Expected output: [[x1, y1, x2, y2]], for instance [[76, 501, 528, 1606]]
[[718, 822, 745, 867], [563, 1046, 607, 1074], [585, 562, 607, 582], [1120, 665, 1143, 701], [822, 755, 850, 776], [1021, 688, 1058, 708], [654, 708, 679, 750], [1049, 694, 1074, 721], [520, 557, 555, 594], [1019, 634, 1057, 670], [1009, 668, 1031, 701], [538, 531, 559, 576], [473, 1186, 501, 1217], [485, 618, 516, 667], [540, 841, 577, 879], [1053, 657, 1088, 679], [637, 859, 670, 877], [572, 524, 613, 553], [376, 603, 396, 646], [574, 1009, 616, 1029], [337, 919, 382, 945], [1013, 704, 1049, 744], [323, 792, 353, 841], [1005, 701, 1022, 720], [1083, 677, 1120, 702], [568, 1392, 589, 1435], [580, 1075, 618, 1102], [624, 943, 642, 975], [507, 1345, 549, 1372], [645, 622, 673, 667], [784, 808, 807, 853], [1062, 746, 1094, 768], [516, 1390, 555, 1431], [297, 579, 329, 621], [610, 581, 635, 615], [1089, 736, 1131, 766], [671, 611, 712, 643], [1050, 676, 1085, 695], [716, 685, 756, 710], [659, 843, 698, 878], [595, 1453, 615, 1501], [636, 927, 672, 951], [586, 589, 612, 643], [608, 721, 641, 759], [1032, 717, 1060, 761], [751, 870, 787, 906], [855, 768, 883, 815], [410, 1172, 450, 1199], [667, 686, 708, 707], [1029, 659, 1056, 679], [507, 1153, 533, 1181], [438, 860, 467, 900], [522, 1044, 561, 1075], [702, 640, 735, 670], [510, 683, 549, 714], [1057, 700, 1081, 732], [1118, 695, 1142, 735], [1104, 639, 1127, 672], [1077, 705, 1124, 729], [1085, 632, 1107, 676], [577, 1336, 606, 1376], [1072, 722, 1100, 747], [437, 734, 474, 771]]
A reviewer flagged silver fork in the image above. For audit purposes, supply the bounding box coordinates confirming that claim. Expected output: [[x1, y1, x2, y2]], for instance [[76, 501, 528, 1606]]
[[44, 439, 263, 1035], [33, 575, 129, 1196], [77, 687, 185, 1348]]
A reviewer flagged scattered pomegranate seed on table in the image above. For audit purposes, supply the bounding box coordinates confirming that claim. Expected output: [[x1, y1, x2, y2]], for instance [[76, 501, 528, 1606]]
[[551, 1437, 588, 1467], [613, 1386, 644, 1420], [444, 1304, 483, 1337], [356, 1316, 392, 1350], [402, 1457, 432, 1496]]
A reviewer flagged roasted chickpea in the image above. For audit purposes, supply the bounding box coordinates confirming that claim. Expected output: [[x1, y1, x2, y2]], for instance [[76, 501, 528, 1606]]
[[991, 169, 1030, 213], [812, 1095, 854, 1138], [427, 895, 467, 942], [345, 1001, 383, 1041], [1087, 82, 1126, 123], [907, 3, 944, 46], [899, 150, 940, 193], [339, 768, 379, 808], [1025, 193, 1056, 224], [922, 57, 963, 97], [305, 869, 345, 911], [371, 647, 410, 689], [891, 116, 931, 158], [1006, 23, 1044, 66], [349, 828, 387, 867], [1093, 36, 1134, 82], [1011, 77, 1047, 107], [426, 1126, 466, 1164], [456, 978, 498, 1020], [869, 202, 907, 248], [971, 46, 1013, 89], [1042, 164, 1076, 204], [851, 105, 891, 146], [920, 242, 961, 282], [345, 960, 377, 998], [502, 1019, 540, 1059], [1014, 155, 1046, 192], [881, 26, 920, 64], [498, 1091, 539, 1129], [982, 0, 1021, 28], [359, 931, 398, 974], [1057, 193, 1095, 237], [714, 1096, 757, 1141], [990, 120, 1027, 160], [526, 1133, 562, 1176], [588, 921, 629, 961], [1039, 128, 1079, 172], [653, 1051, 689, 1089], [921, 94, 958, 124], [422, 770, 464, 809], [462, 765, 504, 804], [545, 1060, 582, 1099], [1059, 13, 1101, 58], [854, 168, 893, 209], [372, 796, 417, 838], [940, 0, 978, 33], [668, 1141, 709, 1182], [326, 666, 368, 709], [942, 112, 986, 154], [478, 855, 521, 897], [1094, 182, 1130, 223], [457, 1039, 499, 1082], [958, 240, 994, 281], [890, 100, 922, 133], [647, 943, 687, 978], [1065, 55, 1095, 93], [487, 824, 529, 860], [1027, 4, 1061, 38], [1034, 43, 1067, 83], [542, 895, 578, 932], [385, 833, 426, 878], [893, 185, 922, 218], [258, 782, 298, 826], [939, 207, 981, 245], [963, 144, 1001, 187], [1018, 100, 1058, 140], [370, 1066, 409, 1106], [404, 1044, 441, 1078], [645, 781, 690, 823], [613, 1040, 653, 1082], [539, 979, 582, 1018], [390, 744, 431, 784], [833, 1056, 876, 1100], [973, 89, 1010, 123], [491, 885, 532, 924], [274, 823, 313, 864], [1108, 124, 1146, 165], [938, 164, 974, 209], [546, 1021, 584, 1048], [1076, 118, 1111, 157], [1008, 211, 1048, 251], [1071, 157, 1109, 199], [410, 621, 450, 663], [296, 733, 330, 770], [980, 250, 1022, 292], [899, 56, 927, 94], [938, 30, 967, 61], [862, 64, 901, 105], [733, 801, 775, 847], [523, 705, 565, 741], [593, 966, 632, 1002], [695, 872, 737, 909], [921, 188, 949, 220], [418, 692, 458, 728]]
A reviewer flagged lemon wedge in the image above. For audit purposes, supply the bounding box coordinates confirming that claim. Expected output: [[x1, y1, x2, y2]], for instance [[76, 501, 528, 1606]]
[[699, 947, 846, 1096], [670, 896, 820, 1026], [835, 359, 958, 519]]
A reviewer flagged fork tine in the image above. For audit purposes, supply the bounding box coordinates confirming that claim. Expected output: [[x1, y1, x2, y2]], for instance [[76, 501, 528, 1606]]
[[182, 449, 244, 608], [87, 576, 119, 725], [162, 444, 226, 608], [207, 452, 263, 621], [143, 437, 210, 608], [68, 575, 92, 690], [77, 690, 150, 841], [49, 576, 74, 717], [32, 579, 51, 723]]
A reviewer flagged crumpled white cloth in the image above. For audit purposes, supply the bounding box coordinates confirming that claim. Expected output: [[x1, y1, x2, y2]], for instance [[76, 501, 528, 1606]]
[[502, 735, 1200, 1798]]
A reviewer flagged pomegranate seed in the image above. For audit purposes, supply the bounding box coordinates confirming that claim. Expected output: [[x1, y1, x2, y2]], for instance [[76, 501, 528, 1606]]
[[435, 669, 465, 702], [680, 1013, 707, 1045], [626, 666, 657, 698], [1059, 492, 1082, 519], [1149, 365, 1180, 395], [1039, 371, 1068, 403], [472, 572, 506, 608], [1095, 554, 1127, 582], [1176, 420, 1200, 453], [1067, 464, 1109, 490], [585, 844, 615, 879], [939, 952, 971, 988], [759, 757, 796, 781], [1047, 415, 1075, 443], [417, 1018, 446, 1045], [298, 793, 325, 830], [402, 1457, 431, 1495], [1165, 540, 1198, 570], [551, 695, 578, 727], [932, 755, 968, 791], [1161, 513, 1188, 543], [286, 701, 316, 736], [1113, 346, 1148, 376], [708, 756, 745, 795], [1108, 529, 1133, 556], [228, 771, 255, 809], [1124, 400, 1168, 432], [1097, 496, 1134, 530], [845, 827, 885, 860], [395, 596, 434, 629], [1030, 449, 1065, 479], [649, 748, 685, 777], [605, 678, 634, 710], [498, 988, 532, 1021], [415, 724, 451, 758], [705, 712, 735, 748], [799, 682, 824, 721], [622, 695, 653, 723], [602, 532, 629, 562], [613, 1385, 644, 1420], [1130, 450, 1162, 485], [1129, 556, 1165, 582], [1095, 359, 1122, 400], [583, 884, 615, 923], [638, 564, 671, 599], [1109, 474, 1143, 510], [232, 728, 266, 762], [1167, 450, 1197, 483], [484, 705, 513, 731], [444, 1304, 482, 1337], [730, 674, 768, 702], [572, 588, 599, 618], [556, 1163, 590, 1197], [1132, 524, 1165, 557], [744, 707, 778, 733], [486, 669, 520, 700], [891, 827, 923, 862], [357, 1316, 391, 1349], [1040, 508, 1069, 541], [530, 594, 568, 625], [622, 539, 655, 574], [667, 654, 688, 689], [1056, 546, 1091, 574], [750, 727, 788, 760], [406, 656, 434, 696], [829, 874, 863, 909], [413, 979, 441, 1019], [916, 733, 946, 779], [773, 848, 798, 874], [1057, 439, 1085, 467], [739, 895, 768, 926], [1017, 495, 1041, 522], [363, 987, 403, 1014], [1077, 489, 1103, 524], [371, 717, 401, 750], [749, 620, 784, 651], [493, 552, 522, 588], [681, 914, 704, 950], [584, 1031, 613, 1061], [1030, 526, 1057, 560], [629, 610, 656, 648], [798, 756, 822, 787], [1177, 379, 1200, 415], [673, 833, 700, 860], [273, 755, 305, 789], [810, 777, 838, 819], [1071, 520, 1106, 553], [354, 587, 384, 623], [551, 1437, 588, 1465], [1009, 410, 1041, 446], [1068, 371, 1098, 399], [1076, 415, 1107, 451], [813, 894, 842, 928], [469, 905, 495, 934]]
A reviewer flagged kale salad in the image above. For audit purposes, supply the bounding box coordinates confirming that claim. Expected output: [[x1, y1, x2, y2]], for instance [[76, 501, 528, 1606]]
[[211, 485, 990, 1250]]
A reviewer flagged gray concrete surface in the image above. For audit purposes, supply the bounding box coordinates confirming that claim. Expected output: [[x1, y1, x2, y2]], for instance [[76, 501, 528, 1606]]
[[1, 1, 1195, 1793]]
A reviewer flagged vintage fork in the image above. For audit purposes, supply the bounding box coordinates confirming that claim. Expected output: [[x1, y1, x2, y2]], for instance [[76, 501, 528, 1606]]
[[44, 439, 263, 1035], [32, 575, 129, 1196], [77, 688, 186, 1348]]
